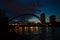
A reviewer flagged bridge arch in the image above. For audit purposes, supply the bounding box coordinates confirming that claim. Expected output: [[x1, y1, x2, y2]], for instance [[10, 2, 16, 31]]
[[9, 14, 41, 23]]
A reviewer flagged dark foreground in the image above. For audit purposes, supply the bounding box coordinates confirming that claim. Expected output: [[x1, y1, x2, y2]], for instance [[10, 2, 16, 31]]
[[0, 27, 60, 40]]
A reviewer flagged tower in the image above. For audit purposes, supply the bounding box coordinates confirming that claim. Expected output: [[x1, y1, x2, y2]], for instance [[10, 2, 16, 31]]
[[40, 13, 46, 24], [50, 15, 56, 24]]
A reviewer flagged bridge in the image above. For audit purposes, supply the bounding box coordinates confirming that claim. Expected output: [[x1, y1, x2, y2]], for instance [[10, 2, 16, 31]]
[[9, 14, 41, 23]]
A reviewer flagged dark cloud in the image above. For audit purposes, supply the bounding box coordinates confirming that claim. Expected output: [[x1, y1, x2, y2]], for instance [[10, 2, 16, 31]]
[[0, 0, 60, 22], [0, 0, 41, 22], [0, 0, 38, 13]]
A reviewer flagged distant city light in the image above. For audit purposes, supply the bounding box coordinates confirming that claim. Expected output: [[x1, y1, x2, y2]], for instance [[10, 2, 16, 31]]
[[28, 18, 40, 23]]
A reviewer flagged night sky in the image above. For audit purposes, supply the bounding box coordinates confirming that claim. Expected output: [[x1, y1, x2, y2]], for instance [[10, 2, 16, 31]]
[[0, 0, 60, 23]]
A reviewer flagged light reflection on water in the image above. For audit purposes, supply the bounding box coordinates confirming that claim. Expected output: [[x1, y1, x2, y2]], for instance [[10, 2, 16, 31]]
[[14, 26, 52, 40], [9, 25, 60, 40], [30, 27, 52, 40]]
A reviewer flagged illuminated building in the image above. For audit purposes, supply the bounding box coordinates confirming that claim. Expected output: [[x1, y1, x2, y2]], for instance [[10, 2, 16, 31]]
[[40, 13, 46, 24], [50, 15, 56, 24]]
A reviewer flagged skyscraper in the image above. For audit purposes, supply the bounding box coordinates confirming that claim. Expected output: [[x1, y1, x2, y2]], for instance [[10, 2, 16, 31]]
[[50, 15, 56, 24], [40, 13, 46, 24]]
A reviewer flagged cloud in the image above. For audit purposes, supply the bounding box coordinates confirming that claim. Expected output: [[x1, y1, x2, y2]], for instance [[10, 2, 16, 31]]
[[0, 0, 41, 22]]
